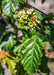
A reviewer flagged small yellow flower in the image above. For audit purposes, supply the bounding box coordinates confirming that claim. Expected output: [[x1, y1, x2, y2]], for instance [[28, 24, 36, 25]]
[[18, 10, 26, 17], [28, 22, 31, 25], [17, 9, 40, 31], [33, 12, 35, 15], [29, 25, 33, 27], [27, 9, 33, 15]]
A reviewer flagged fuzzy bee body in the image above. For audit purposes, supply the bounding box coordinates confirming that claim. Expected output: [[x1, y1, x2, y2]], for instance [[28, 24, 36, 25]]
[[31, 16, 37, 20]]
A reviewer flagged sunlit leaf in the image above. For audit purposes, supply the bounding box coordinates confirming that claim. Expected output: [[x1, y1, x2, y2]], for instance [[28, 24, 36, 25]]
[[2, 57, 17, 75], [0, 35, 16, 51], [17, 24, 28, 30], [13, 35, 47, 74], [35, 11, 43, 20], [2, 0, 19, 16]]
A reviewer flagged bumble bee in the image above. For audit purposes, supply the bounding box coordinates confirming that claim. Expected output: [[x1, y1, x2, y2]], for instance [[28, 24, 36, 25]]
[[31, 15, 37, 21]]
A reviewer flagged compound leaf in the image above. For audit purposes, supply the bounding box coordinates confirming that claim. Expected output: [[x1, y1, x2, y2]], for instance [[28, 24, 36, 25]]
[[0, 35, 16, 51], [21, 36, 44, 74], [13, 35, 47, 74], [2, 0, 19, 16]]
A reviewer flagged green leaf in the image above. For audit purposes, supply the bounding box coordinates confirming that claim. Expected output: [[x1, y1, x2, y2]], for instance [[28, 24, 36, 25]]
[[21, 36, 44, 74], [0, 24, 6, 42], [17, 24, 28, 29], [2, 57, 16, 75], [14, 35, 47, 74], [0, 35, 16, 50], [2, 0, 19, 16], [19, 0, 25, 4], [14, 44, 23, 55], [44, 26, 51, 36], [35, 11, 43, 20]]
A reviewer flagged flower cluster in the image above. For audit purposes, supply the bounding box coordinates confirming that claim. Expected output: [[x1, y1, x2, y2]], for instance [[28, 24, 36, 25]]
[[18, 10, 28, 24], [18, 9, 40, 31]]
